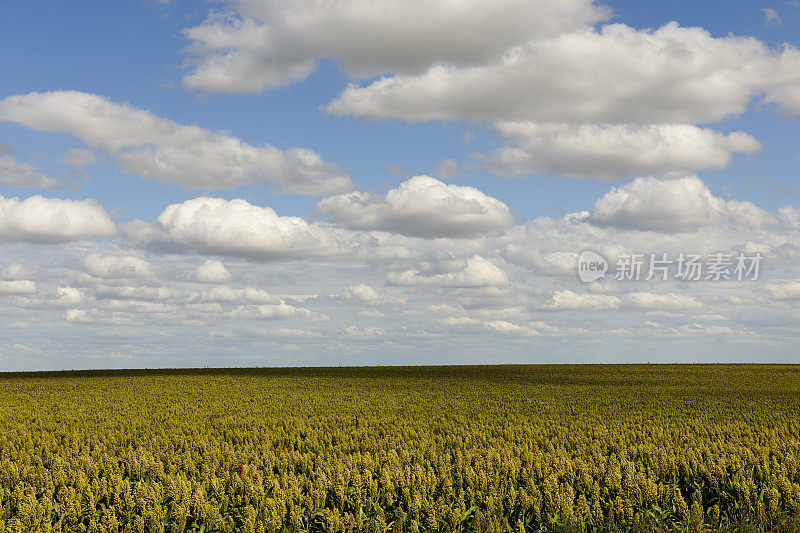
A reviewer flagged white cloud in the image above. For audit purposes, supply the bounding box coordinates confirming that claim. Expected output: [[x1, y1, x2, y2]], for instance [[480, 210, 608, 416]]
[[62, 148, 98, 169], [483, 320, 539, 336], [546, 290, 621, 310], [0, 156, 63, 189], [194, 259, 233, 283], [765, 281, 800, 300], [229, 302, 312, 319], [626, 292, 702, 310], [126, 197, 345, 260], [189, 286, 278, 305], [342, 325, 385, 339], [762, 7, 782, 25], [502, 246, 578, 277], [0, 280, 37, 295], [339, 284, 403, 306], [0, 195, 115, 243], [483, 122, 761, 181], [182, 0, 607, 93], [387, 255, 509, 287], [81, 254, 153, 279], [433, 158, 459, 178], [65, 308, 138, 325], [762, 47, 800, 117], [590, 175, 779, 233], [1, 263, 34, 281], [317, 175, 513, 238], [54, 287, 87, 307], [0, 91, 351, 194], [326, 23, 800, 123]]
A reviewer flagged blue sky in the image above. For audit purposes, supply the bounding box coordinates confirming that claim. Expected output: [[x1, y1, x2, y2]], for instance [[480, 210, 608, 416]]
[[0, 0, 799, 369]]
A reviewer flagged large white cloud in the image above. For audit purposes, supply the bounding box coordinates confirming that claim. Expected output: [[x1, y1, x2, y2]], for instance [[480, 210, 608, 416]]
[[0, 91, 351, 194], [182, 0, 607, 93], [325, 23, 800, 124], [0, 156, 63, 189], [126, 197, 345, 260], [0, 195, 116, 243], [589, 175, 779, 233], [483, 122, 761, 181], [317, 175, 514, 238]]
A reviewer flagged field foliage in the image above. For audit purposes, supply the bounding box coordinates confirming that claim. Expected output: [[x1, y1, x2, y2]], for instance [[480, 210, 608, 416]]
[[1, 365, 800, 532]]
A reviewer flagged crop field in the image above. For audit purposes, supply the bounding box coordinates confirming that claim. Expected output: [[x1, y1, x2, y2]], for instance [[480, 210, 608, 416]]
[[1, 365, 800, 532]]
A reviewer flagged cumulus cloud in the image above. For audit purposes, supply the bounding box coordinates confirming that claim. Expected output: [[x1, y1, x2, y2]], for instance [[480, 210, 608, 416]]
[[317, 175, 514, 238], [483, 320, 539, 337], [194, 259, 233, 283], [65, 308, 138, 325], [126, 197, 344, 260], [341, 325, 385, 339], [765, 281, 800, 300], [338, 284, 403, 306], [81, 254, 153, 279], [54, 287, 88, 307], [229, 302, 312, 319], [189, 286, 278, 305], [590, 175, 779, 232], [182, 0, 607, 93], [625, 292, 702, 310], [0, 91, 351, 194], [0, 195, 115, 243], [0, 156, 63, 189], [387, 255, 509, 287], [502, 246, 579, 277], [483, 122, 761, 181], [546, 290, 621, 310], [326, 23, 800, 123], [0, 280, 38, 295], [1, 263, 35, 281]]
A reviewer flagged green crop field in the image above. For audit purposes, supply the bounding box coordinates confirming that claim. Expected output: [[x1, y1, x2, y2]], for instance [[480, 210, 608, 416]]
[[2, 365, 800, 532]]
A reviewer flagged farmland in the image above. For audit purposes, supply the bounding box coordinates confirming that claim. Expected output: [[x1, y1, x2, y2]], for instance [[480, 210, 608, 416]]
[[1, 365, 800, 532]]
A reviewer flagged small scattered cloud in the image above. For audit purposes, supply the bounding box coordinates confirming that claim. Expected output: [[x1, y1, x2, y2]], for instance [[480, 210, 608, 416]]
[[761, 7, 782, 25], [62, 147, 98, 169], [385, 163, 409, 177], [80, 254, 153, 279], [433, 159, 459, 178], [0, 156, 64, 189], [387, 255, 509, 288]]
